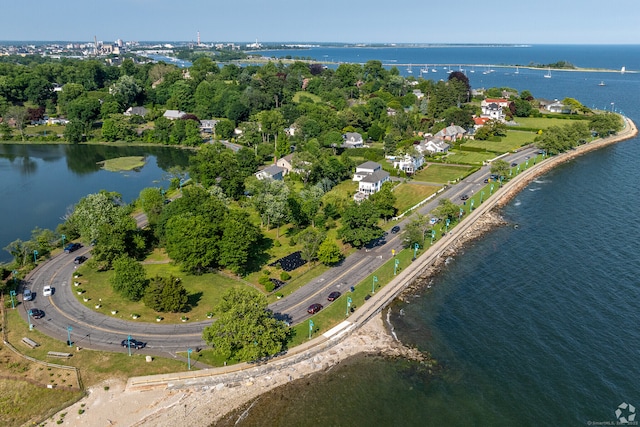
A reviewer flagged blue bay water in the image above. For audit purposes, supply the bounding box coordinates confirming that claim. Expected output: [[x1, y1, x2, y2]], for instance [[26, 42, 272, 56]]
[[225, 45, 640, 426]]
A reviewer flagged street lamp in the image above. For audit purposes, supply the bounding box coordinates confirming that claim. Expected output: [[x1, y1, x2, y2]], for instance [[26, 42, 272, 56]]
[[394, 259, 400, 276], [445, 218, 450, 234], [33, 250, 38, 263], [13, 270, 17, 285], [490, 183, 494, 195], [308, 319, 314, 340], [61, 234, 66, 248], [67, 326, 73, 347], [187, 348, 193, 370], [470, 199, 474, 212], [372, 275, 378, 294], [346, 296, 352, 316], [127, 334, 132, 356], [413, 243, 419, 259], [480, 191, 485, 204], [459, 208, 464, 219], [9, 290, 16, 309], [430, 229, 436, 245], [27, 309, 33, 331]]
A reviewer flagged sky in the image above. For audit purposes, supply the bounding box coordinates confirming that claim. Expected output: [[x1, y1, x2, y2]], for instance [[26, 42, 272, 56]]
[[2, 0, 639, 44]]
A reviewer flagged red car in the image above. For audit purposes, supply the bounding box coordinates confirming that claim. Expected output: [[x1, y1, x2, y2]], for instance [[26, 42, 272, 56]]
[[307, 303, 323, 314]]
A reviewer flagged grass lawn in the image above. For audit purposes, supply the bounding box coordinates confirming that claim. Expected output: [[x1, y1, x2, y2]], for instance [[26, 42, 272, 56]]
[[98, 156, 146, 171], [513, 116, 589, 130], [392, 183, 440, 214], [413, 164, 476, 183], [324, 179, 358, 201], [73, 259, 246, 323], [444, 150, 496, 165], [292, 91, 322, 103], [463, 130, 537, 152]]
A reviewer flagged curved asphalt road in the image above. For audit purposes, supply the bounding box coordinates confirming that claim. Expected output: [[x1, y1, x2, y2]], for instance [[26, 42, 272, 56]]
[[17, 148, 538, 357]]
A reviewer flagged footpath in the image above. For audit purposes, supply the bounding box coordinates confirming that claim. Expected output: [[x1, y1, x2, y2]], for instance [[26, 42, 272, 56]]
[[43, 118, 638, 427]]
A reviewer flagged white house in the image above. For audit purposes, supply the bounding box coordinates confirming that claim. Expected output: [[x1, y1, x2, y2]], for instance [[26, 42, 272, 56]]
[[393, 154, 425, 174], [255, 165, 285, 181], [342, 132, 364, 149], [276, 154, 294, 175], [417, 137, 451, 154], [124, 106, 148, 117], [352, 161, 390, 200], [199, 119, 219, 133], [546, 101, 567, 113], [163, 110, 186, 120]]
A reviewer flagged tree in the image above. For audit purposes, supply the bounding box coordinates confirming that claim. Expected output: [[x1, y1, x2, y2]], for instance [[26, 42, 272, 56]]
[[317, 238, 343, 266], [401, 214, 431, 248], [110, 255, 147, 301], [66, 97, 101, 134], [64, 120, 85, 143], [433, 198, 461, 222], [218, 210, 261, 275], [338, 200, 383, 248], [369, 182, 397, 221], [68, 191, 128, 243], [143, 275, 188, 313], [202, 288, 289, 361], [139, 187, 165, 226], [165, 213, 219, 274], [490, 159, 510, 179], [297, 227, 325, 267], [110, 75, 141, 109], [4, 106, 28, 141]]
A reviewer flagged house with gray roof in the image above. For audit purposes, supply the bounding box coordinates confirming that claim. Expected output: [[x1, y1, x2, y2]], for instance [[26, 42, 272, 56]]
[[352, 161, 390, 199], [434, 124, 467, 141], [342, 132, 364, 149], [255, 164, 285, 181], [124, 106, 148, 117], [163, 109, 186, 120]]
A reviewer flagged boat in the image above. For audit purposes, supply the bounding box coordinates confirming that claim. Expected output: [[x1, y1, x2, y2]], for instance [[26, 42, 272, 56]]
[[544, 67, 551, 78], [621, 66, 626, 74], [420, 65, 429, 74], [407, 64, 413, 74], [514, 66, 519, 74], [598, 81, 606, 86]]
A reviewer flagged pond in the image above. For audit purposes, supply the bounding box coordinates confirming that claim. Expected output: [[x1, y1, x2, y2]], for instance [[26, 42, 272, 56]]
[[0, 143, 192, 263]]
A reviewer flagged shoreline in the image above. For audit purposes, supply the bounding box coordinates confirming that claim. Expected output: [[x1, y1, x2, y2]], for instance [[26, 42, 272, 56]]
[[42, 118, 638, 427]]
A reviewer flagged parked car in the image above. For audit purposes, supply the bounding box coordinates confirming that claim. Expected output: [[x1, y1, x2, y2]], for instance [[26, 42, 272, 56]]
[[327, 291, 341, 301], [74, 255, 87, 264], [23, 289, 33, 301], [510, 162, 518, 167], [121, 338, 145, 349], [42, 285, 52, 297], [429, 217, 440, 225], [64, 242, 81, 253], [307, 303, 323, 314], [28, 308, 45, 319], [391, 226, 401, 234]]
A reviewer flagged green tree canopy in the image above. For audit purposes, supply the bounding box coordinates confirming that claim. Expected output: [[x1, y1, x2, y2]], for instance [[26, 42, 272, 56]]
[[202, 288, 289, 361]]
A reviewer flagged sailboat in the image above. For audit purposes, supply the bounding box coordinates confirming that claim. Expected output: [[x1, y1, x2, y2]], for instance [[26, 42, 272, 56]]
[[420, 65, 429, 74], [544, 67, 552, 78], [407, 64, 413, 74], [621, 66, 626, 74], [514, 66, 519, 74], [598, 81, 606, 86]]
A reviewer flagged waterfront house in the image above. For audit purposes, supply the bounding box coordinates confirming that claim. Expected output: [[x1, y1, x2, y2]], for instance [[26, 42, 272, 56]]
[[352, 161, 390, 199], [199, 119, 219, 133]]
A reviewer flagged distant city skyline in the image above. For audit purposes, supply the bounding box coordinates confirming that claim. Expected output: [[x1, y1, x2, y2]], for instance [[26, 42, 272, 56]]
[[3, 0, 640, 44]]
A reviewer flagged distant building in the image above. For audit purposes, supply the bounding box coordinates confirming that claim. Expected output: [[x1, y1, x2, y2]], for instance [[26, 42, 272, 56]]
[[163, 110, 186, 120], [342, 132, 364, 149], [434, 125, 466, 142], [255, 165, 285, 181], [124, 106, 148, 117]]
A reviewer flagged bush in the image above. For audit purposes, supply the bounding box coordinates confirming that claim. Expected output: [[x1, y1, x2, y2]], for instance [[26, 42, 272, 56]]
[[258, 275, 271, 287], [280, 271, 291, 281], [264, 281, 276, 292]]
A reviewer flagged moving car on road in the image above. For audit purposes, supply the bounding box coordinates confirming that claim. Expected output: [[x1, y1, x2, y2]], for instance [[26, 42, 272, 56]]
[[307, 303, 323, 314], [64, 243, 81, 253], [391, 226, 401, 234], [327, 291, 341, 301], [42, 286, 52, 297], [460, 194, 469, 201], [74, 255, 87, 264], [121, 338, 145, 349], [23, 289, 33, 301], [28, 308, 45, 319]]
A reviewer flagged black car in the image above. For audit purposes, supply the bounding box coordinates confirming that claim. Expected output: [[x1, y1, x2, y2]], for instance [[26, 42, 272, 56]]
[[327, 291, 341, 301], [121, 338, 145, 349], [74, 255, 87, 264], [64, 243, 81, 253], [510, 162, 518, 167], [391, 226, 401, 234], [307, 303, 323, 314], [28, 308, 45, 319], [460, 194, 469, 201]]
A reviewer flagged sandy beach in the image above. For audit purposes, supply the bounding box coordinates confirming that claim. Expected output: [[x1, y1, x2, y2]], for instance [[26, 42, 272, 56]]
[[40, 117, 638, 427]]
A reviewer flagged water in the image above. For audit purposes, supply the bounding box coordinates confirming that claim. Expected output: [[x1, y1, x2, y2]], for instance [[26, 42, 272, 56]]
[[0, 144, 191, 263], [226, 45, 640, 426]]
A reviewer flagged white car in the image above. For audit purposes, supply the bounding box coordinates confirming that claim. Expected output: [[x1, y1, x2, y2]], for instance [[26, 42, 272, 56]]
[[42, 285, 52, 297]]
